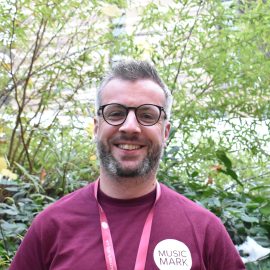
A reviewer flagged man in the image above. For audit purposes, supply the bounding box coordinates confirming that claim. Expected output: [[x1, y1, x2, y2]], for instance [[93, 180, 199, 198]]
[[9, 60, 245, 270]]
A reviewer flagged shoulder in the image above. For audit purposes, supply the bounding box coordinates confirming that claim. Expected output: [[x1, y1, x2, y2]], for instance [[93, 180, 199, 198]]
[[160, 183, 214, 215], [9, 182, 99, 269], [158, 183, 246, 268], [33, 181, 97, 229], [159, 183, 223, 228]]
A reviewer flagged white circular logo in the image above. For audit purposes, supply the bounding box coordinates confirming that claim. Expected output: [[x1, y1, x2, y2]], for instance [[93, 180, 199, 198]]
[[153, 239, 192, 270]]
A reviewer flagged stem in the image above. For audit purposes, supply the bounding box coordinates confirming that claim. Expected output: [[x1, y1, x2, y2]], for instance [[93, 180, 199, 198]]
[[9, 18, 47, 170], [173, 1, 204, 90], [0, 222, 9, 256]]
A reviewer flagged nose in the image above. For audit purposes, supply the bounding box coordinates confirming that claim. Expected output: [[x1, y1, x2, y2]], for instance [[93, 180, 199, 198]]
[[118, 110, 141, 133]]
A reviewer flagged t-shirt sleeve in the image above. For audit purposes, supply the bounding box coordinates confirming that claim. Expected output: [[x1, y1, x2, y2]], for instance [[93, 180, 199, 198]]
[[8, 184, 95, 270], [204, 218, 246, 270], [9, 218, 45, 270]]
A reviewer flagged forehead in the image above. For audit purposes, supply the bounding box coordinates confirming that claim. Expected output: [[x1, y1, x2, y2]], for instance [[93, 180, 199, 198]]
[[100, 78, 166, 106]]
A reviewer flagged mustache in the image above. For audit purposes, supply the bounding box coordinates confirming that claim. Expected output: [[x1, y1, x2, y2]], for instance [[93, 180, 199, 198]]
[[111, 134, 147, 144]]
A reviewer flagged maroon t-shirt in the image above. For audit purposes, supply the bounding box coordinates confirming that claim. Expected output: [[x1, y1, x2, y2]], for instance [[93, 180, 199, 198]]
[[9, 182, 245, 270]]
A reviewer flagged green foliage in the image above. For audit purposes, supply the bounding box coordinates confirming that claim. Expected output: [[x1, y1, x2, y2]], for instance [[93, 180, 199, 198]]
[[159, 145, 270, 268], [246, 260, 270, 270], [0, 176, 54, 267], [0, 0, 270, 268]]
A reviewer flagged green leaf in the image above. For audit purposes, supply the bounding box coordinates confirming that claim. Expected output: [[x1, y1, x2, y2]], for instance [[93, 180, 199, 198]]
[[14, 162, 44, 193], [250, 185, 270, 191], [191, 171, 199, 178], [226, 169, 239, 181], [0, 208, 18, 216], [216, 150, 232, 169], [219, 168, 243, 186], [240, 214, 259, 223], [260, 203, 270, 216]]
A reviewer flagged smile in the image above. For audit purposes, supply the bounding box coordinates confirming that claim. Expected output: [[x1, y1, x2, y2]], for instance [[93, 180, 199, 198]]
[[117, 144, 142, 150]]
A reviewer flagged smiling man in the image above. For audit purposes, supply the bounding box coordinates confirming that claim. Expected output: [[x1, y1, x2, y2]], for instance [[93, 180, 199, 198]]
[[95, 76, 170, 199], [9, 60, 245, 270]]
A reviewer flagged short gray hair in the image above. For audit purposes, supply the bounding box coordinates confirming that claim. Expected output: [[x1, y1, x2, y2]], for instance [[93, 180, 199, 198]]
[[96, 60, 173, 119]]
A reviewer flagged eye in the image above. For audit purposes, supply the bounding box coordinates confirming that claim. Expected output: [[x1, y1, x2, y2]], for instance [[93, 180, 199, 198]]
[[104, 105, 126, 121], [137, 107, 159, 124], [106, 110, 125, 119], [140, 112, 155, 120]]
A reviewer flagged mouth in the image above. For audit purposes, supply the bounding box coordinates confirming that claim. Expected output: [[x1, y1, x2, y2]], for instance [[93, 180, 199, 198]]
[[116, 144, 143, 150]]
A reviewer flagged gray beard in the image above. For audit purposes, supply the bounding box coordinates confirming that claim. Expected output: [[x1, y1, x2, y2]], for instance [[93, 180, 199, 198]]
[[96, 140, 163, 178]]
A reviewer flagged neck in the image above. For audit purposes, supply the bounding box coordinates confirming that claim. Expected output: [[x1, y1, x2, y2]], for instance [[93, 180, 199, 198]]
[[99, 171, 157, 199]]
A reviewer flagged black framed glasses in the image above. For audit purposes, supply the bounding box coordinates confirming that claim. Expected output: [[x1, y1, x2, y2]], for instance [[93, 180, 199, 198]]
[[97, 103, 167, 126]]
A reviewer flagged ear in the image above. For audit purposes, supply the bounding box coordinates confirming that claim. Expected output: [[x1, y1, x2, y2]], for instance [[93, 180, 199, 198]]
[[163, 121, 171, 147], [94, 117, 99, 137]]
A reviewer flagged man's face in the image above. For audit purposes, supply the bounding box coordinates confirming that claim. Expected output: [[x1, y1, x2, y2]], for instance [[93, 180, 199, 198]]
[[94, 78, 170, 179]]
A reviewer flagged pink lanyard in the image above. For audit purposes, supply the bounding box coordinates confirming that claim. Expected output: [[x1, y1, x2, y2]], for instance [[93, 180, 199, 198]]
[[94, 180, 161, 270]]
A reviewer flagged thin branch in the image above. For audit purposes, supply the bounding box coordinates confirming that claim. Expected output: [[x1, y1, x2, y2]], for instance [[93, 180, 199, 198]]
[[16, 72, 59, 166], [195, 78, 214, 97], [8, 18, 47, 168], [225, 171, 270, 191], [173, 0, 204, 90], [6, 0, 19, 161]]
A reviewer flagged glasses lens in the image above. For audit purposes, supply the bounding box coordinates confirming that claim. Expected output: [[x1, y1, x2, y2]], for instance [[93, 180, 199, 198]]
[[103, 104, 126, 125], [137, 105, 160, 125]]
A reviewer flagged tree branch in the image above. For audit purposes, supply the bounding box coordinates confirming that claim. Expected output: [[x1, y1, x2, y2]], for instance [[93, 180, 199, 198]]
[[173, 1, 204, 90]]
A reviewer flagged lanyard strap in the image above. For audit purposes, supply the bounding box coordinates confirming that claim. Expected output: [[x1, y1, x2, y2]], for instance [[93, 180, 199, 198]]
[[94, 180, 161, 270]]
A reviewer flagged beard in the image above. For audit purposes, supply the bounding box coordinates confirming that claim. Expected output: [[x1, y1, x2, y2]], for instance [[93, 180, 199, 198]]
[[96, 137, 163, 178]]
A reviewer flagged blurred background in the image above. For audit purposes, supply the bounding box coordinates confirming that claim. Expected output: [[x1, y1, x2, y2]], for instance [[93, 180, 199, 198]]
[[0, 0, 270, 268]]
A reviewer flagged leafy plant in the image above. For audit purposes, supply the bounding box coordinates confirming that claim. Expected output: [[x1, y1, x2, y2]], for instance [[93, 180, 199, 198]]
[[1, 0, 270, 268], [0, 176, 54, 267]]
